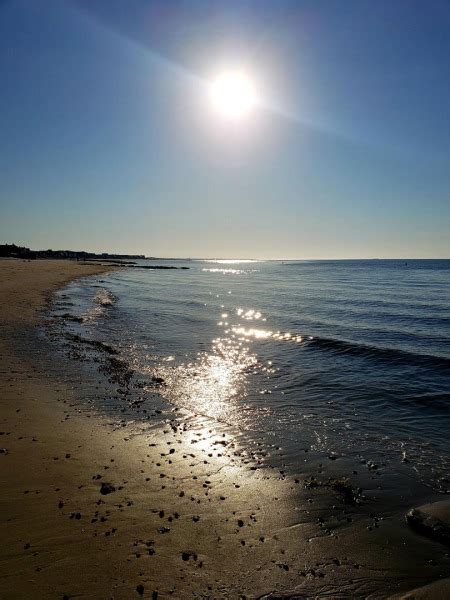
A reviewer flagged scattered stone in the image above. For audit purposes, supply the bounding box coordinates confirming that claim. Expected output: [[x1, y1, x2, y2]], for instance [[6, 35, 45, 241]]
[[181, 551, 198, 561], [158, 527, 170, 534], [100, 482, 116, 495]]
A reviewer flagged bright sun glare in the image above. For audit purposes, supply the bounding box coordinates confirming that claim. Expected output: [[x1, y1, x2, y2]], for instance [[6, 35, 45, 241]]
[[209, 70, 257, 119]]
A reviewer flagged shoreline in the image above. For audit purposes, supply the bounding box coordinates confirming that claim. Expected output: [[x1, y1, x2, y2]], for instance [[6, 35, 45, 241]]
[[1, 259, 449, 598]]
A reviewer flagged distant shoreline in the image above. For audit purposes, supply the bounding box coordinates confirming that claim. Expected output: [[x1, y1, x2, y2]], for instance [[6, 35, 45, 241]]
[[2, 244, 449, 263]]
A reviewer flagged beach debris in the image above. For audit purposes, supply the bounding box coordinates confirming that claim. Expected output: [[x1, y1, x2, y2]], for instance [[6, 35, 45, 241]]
[[136, 584, 144, 596], [158, 526, 170, 534], [303, 476, 363, 505], [66, 333, 118, 356], [366, 460, 379, 471], [99, 357, 134, 389], [329, 479, 362, 505], [100, 482, 116, 495]]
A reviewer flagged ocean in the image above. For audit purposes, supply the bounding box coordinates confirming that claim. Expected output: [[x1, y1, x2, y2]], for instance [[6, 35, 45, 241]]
[[48, 259, 450, 498]]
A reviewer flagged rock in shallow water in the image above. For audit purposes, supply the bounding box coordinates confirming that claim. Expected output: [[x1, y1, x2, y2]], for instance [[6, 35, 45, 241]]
[[406, 500, 450, 545]]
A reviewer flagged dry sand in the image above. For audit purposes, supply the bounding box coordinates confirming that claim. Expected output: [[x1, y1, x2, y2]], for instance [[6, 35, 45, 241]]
[[1, 259, 449, 599]]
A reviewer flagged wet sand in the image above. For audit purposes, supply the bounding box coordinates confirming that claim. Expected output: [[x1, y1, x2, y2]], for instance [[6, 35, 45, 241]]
[[1, 259, 449, 599]]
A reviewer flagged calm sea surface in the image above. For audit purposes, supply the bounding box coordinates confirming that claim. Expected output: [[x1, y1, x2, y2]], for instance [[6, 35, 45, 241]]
[[51, 259, 450, 493]]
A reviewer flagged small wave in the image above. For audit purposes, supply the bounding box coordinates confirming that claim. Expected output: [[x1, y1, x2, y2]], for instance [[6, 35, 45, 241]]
[[93, 289, 117, 307], [401, 392, 450, 412], [75, 288, 118, 322], [231, 322, 450, 369], [307, 336, 450, 369], [60, 313, 84, 323]]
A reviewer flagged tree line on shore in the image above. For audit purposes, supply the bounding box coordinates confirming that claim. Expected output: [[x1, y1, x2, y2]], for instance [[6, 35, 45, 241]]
[[0, 243, 145, 261]]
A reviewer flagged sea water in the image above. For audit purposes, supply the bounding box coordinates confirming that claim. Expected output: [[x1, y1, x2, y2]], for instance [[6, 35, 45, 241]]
[[50, 259, 450, 494]]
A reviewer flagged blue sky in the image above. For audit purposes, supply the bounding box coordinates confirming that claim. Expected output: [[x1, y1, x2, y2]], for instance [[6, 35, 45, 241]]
[[1, 0, 449, 258]]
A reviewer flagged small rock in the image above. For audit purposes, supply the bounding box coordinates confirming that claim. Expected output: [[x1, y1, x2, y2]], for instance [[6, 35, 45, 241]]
[[158, 526, 170, 534], [100, 482, 116, 495]]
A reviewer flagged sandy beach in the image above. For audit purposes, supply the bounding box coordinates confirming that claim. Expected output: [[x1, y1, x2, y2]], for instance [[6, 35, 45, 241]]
[[1, 259, 449, 599]]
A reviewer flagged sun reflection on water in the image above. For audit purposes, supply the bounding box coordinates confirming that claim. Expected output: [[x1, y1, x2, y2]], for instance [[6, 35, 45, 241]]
[[144, 333, 259, 423], [202, 268, 259, 275], [140, 303, 309, 427]]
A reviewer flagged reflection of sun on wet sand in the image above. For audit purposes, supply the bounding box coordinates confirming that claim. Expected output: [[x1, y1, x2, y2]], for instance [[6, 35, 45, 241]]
[[1, 259, 449, 598]]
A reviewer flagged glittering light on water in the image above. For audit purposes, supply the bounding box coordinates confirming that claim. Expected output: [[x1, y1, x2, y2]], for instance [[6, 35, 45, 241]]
[[232, 326, 305, 343], [144, 334, 259, 423], [139, 300, 311, 427], [202, 268, 252, 274], [237, 308, 263, 320], [232, 326, 273, 340]]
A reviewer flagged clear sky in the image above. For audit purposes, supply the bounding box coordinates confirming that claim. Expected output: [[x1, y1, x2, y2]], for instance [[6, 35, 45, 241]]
[[1, 0, 449, 259]]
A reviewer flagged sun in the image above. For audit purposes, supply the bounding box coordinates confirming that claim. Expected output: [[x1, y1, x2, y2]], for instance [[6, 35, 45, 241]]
[[209, 70, 257, 119]]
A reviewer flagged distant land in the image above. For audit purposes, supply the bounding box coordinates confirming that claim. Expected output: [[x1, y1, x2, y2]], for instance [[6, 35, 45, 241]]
[[0, 243, 146, 261], [0, 244, 192, 270]]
